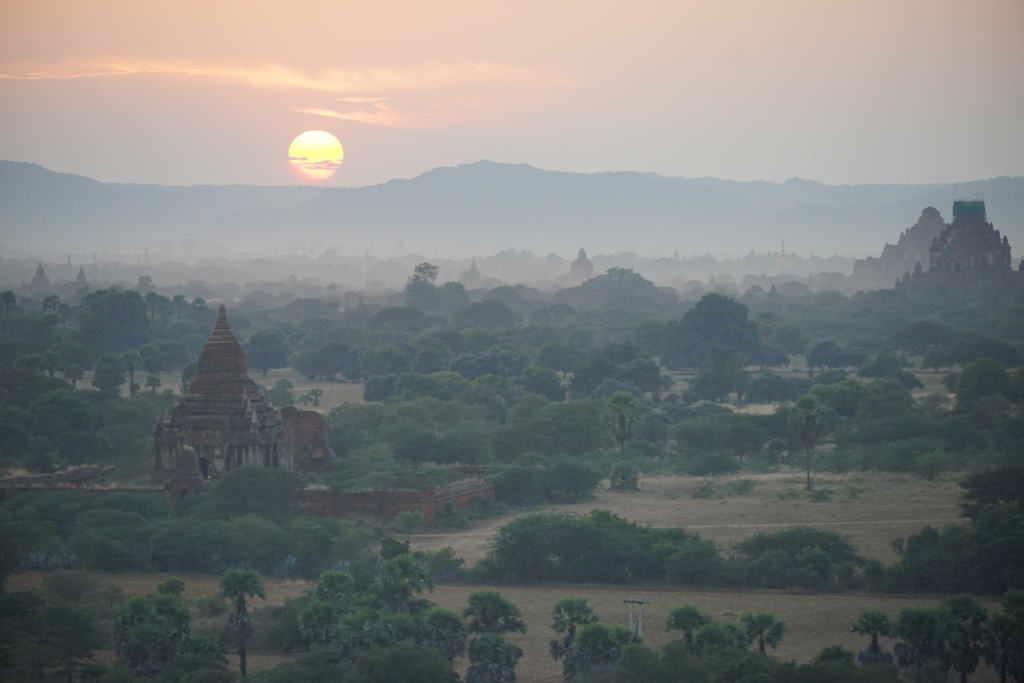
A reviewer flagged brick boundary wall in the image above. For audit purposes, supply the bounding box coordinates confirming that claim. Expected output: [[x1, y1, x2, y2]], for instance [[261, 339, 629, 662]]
[[302, 479, 495, 525], [0, 478, 496, 527]]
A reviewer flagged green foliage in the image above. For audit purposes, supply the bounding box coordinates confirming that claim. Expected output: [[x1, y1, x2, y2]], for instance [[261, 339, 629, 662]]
[[741, 612, 784, 653], [680, 450, 741, 477], [609, 461, 640, 492], [219, 568, 265, 677], [563, 621, 637, 680], [92, 354, 127, 393], [210, 467, 303, 524], [692, 480, 718, 499], [913, 450, 949, 480], [484, 510, 721, 586], [245, 330, 290, 375], [959, 465, 1024, 518], [666, 605, 712, 645], [466, 633, 523, 683], [735, 526, 864, 590], [956, 357, 1011, 402], [662, 293, 760, 370], [43, 569, 98, 604], [463, 590, 526, 635], [344, 640, 456, 683], [113, 590, 192, 677]]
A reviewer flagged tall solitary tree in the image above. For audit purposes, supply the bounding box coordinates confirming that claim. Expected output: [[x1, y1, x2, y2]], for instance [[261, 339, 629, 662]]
[[788, 396, 827, 490], [219, 569, 265, 677]]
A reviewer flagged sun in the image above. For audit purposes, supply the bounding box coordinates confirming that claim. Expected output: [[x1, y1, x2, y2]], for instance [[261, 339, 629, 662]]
[[288, 130, 344, 181]]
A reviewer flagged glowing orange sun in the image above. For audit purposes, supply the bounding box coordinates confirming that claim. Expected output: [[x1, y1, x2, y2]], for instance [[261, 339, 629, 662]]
[[288, 130, 344, 181]]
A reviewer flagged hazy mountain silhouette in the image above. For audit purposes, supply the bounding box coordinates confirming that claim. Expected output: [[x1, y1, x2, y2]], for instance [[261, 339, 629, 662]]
[[2, 160, 1022, 258]]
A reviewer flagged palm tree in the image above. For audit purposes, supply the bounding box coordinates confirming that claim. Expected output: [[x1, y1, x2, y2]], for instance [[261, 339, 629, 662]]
[[372, 554, 434, 615], [787, 395, 827, 490], [145, 374, 162, 392], [852, 611, 894, 664], [563, 622, 635, 681], [550, 597, 598, 660], [464, 590, 527, 636], [56, 302, 70, 328], [171, 294, 187, 324], [42, 294, 60, 316], [742, 612, 785, 654], [466, 633, 523, 683], [144, 292, 168, 321], [984, 613, 1024, 683], [666, 605, 712, 647], [219, 569, 265, 677], [944, 594, 988, 683], [122, 350, 141, 395], [894, 607, 945, 669], [417, 606, 468, 661]]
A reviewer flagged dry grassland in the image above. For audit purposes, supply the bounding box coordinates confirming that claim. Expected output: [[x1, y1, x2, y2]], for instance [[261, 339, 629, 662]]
[[410, 471, 965, 565]]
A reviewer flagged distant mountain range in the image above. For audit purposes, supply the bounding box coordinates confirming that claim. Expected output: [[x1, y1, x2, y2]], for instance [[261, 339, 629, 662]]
[[2, 160, 1022, 259]]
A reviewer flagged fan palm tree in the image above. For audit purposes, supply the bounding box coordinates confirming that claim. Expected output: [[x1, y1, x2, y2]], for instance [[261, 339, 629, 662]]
[[742, 612, 785, 654], [666, 605, 712, 647], [852, 611, 894, 664], [464, 590, 526, 636], [466, 633, 523, 683], [219, 569, 265, 677], [550, 597, 598, 660]]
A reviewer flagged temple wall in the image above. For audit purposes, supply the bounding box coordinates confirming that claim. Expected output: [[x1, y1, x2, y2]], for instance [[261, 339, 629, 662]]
[[0, 478, 496, 528], [302, 479, 495, 525]]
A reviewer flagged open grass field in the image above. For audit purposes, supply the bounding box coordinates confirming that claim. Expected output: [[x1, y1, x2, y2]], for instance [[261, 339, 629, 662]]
[[10, 571, 1003, 682], [409, 470, 965, 565]]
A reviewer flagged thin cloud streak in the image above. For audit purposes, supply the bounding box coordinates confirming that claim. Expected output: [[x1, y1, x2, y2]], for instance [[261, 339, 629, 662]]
[[0, 59, 564, 92], [1, 59, 569, 130], [292, 106, 420, 130]]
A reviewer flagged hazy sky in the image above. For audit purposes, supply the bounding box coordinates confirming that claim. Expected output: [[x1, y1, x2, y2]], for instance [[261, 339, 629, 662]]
[[2, 0, 1022, 188]]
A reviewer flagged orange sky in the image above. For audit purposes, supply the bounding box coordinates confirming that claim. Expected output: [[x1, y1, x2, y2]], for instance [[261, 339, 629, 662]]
[[1, 0, 1022, 187]]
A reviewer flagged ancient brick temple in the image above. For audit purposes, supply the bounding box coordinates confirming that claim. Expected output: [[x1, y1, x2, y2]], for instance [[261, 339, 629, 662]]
[[902, 201, 1023, 291], [153, 305, 333, 496]]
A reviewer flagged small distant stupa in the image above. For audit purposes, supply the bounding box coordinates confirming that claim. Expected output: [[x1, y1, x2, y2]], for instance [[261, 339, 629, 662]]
[[570, 248, 594, 282], [460, 259, 483, 288]]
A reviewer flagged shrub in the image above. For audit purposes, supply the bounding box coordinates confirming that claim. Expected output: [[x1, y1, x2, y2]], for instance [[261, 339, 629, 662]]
[[681, 450, 740, 477], [692, 480, 718, 499]]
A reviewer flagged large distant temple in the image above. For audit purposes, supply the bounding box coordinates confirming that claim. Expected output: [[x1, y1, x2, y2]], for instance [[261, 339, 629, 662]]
[[901, 201, 1022, 292], [153, 305, 334, 497], [852, 207, 945, 284]]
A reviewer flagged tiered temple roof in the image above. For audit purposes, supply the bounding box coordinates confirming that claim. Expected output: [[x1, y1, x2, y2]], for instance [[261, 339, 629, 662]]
[[153, 305, 333, 496]]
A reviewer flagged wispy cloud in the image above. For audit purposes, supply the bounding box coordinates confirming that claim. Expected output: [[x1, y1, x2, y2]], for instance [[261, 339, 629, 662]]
[[293, 100, 420, 129], [0, 59, 568, 129]]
